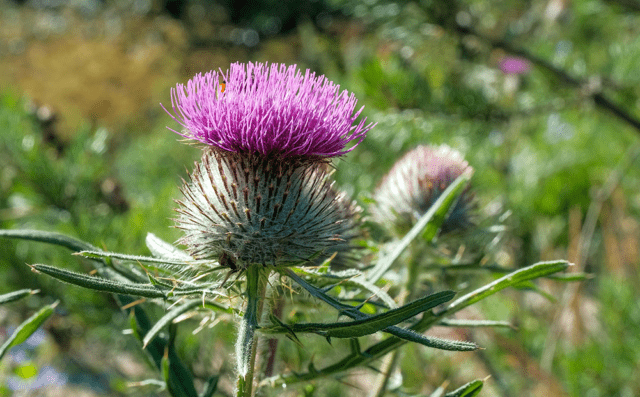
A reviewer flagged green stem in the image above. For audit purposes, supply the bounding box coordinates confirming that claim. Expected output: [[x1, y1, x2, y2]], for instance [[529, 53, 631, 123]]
[[236, 266, 268, 397], [369, 251, 421, 397]]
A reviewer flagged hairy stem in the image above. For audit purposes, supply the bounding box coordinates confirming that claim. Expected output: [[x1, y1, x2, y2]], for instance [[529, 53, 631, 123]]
[[236, 266, 268, 397]]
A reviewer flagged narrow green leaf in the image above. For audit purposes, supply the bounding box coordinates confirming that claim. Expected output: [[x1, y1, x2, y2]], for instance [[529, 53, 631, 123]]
[[367, 171, 473, 283], [444, 379, 483, 397], [0, 289, 38, 305], [0, 229, 99, 253], [0, 301, 58, 360], [166, 324, 199, 397], [546, 272, 593, 282], [143, 299, 204, 348], [439, 319, 514, 329], [125, 300, 166, 370], [31, 263, 169, 298], [199, 375, 219, 397], [263, 291, 455, 339], [146, 233, 193, 261], [78, 250, 211, 267], [445, 260, 570, 313], [387, 331, 478, 352]]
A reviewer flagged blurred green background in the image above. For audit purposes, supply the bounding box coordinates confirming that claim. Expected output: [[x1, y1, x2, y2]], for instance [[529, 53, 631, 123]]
[[1, 0, 640, 396]]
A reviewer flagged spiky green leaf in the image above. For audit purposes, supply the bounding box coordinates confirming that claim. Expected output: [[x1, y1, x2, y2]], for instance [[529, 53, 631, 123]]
[[284, 269, 477, 351], [0, 229, 99, 253], [262, 291, 455, 339], [445, 260, 570, 313], [0, 289, 38, 305], [30, 263, 169, 298], [78, 250, 210, 267]]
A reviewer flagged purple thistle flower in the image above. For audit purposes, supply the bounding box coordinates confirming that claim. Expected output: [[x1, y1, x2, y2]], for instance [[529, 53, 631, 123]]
[[164, 62, 374, 158], [499, 57, 531, 75], [373, 144, 475, 234]]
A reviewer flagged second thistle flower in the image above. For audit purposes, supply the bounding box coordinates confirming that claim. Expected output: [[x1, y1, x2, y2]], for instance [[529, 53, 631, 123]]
[[373, 144, 475, 234], [166, 62, 373, 269]]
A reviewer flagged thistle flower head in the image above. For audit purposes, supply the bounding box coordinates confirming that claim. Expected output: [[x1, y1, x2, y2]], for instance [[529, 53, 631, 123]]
[[164, 62, 374, 158], [175, 149, 361, 269], [373, 144, 475, 233]]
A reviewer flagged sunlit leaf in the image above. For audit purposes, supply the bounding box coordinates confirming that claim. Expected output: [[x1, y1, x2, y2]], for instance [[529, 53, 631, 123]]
[[146, 233, 193, 261], [0, 289, 38, 305], [0, 301, 58, 360], [444, 379, 483, 397]]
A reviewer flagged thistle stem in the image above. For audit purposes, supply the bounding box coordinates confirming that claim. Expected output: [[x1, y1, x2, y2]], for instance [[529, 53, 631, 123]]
[[369, 250, 422, 397], [236, 266, 268, 397], [264, 293, 285, 377]]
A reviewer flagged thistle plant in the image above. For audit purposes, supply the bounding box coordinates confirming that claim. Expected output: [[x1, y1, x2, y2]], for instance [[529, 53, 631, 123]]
[[165, 62, 370, 394], [0, 62, 576, 397]]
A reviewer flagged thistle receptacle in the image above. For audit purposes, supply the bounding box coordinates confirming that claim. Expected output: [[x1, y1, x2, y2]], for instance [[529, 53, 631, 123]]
[[176, 149, 360, 269]]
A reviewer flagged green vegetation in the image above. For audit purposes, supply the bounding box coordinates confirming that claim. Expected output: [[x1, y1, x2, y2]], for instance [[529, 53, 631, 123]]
[[2, 0, 640, 395]]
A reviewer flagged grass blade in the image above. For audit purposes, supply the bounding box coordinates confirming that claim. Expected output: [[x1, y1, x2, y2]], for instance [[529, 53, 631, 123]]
[[0, 301, 58, 360]]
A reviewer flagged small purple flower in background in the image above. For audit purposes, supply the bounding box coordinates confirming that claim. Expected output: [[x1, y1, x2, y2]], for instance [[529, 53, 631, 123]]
[[373, 144, 475, 234], [499, 56, 531, 75], [165, 62, 374, 158], [166, 62, 368, 269]]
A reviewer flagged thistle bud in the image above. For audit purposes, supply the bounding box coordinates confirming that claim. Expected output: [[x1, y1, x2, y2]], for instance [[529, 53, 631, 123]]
[[176, 149, 360, 268], [373, 144, 475, 234]]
